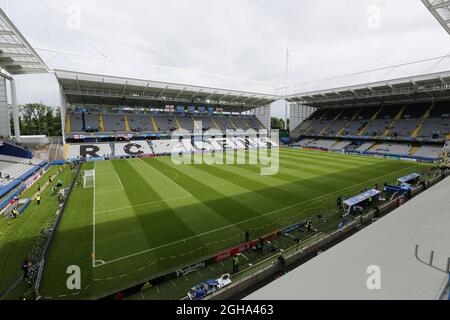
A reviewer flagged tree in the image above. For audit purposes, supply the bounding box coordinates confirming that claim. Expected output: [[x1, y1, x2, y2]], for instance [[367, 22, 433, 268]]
[[271, 117, 286, 130], [17, 103, 62, 136]]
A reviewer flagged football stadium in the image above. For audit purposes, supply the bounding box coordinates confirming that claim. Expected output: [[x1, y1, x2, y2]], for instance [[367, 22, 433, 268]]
[[0, 1, 449, 302]]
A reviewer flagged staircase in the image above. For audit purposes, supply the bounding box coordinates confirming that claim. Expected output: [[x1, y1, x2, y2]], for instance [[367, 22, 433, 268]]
[[151, 116, 158, 132], [305, 110, 329, 134], [411, 103, 435, 138], [99, 114, 104, 132], [320, 110, 344, 135], [422, 102, 434, 119], [409, 146, 419, 156], [384, 105, 406, 136], [411, 122, 424, 138], [65, 113, 71, 133], [175, 117, 182, 130], [338, 109, 360, 136], [211, 117, 222, 131], [124, 115, 131, 132], [230, 119, 239, 130], [359, 107, 383, 135], [368, 143, 379, 152]]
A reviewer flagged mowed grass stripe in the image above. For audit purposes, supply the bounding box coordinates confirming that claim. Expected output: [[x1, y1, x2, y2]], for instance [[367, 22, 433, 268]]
[[196, 163, 302, 206], [151, 158, 282, 231], [278, 156, 405, 185], [111, 159, 203, 252], [138, 158, 246, 239]]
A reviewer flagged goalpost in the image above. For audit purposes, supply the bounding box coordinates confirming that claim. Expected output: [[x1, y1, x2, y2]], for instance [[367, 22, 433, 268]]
[[83, 169, 95, 189]]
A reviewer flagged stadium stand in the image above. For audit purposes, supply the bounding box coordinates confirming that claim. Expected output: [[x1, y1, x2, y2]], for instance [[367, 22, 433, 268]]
[[413, 145, 443, 159], [306, 139, 337, 149], [354, 142, 376, 152], [0, 155, 41, 187], [67, 143, 113, 159], [331, 140, 353, 150], [66, 112, 266, 135], [84, 112, 100, 132], [293, 102, 450, 140], [65, 137, 277, 160], [115, 141, 154, 157], [367, 143, 412, 156], [103, 113, 126, 133], [290, 101, 450, 160], [127, 114, 154, 132]]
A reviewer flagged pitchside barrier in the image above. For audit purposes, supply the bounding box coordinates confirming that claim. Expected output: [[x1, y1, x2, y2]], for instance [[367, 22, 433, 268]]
[[33, 164, 81, 298]]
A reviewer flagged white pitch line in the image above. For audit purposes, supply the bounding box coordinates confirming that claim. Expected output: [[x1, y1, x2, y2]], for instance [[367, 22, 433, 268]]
[[141, 159, 193, 198], [95, 189, 124, 195], [94, 164, 420, 268], [240, 253, 249, 261], [94, 195, 193, 215], [92, 161, 97, 268], [115, 172, 124, 190]]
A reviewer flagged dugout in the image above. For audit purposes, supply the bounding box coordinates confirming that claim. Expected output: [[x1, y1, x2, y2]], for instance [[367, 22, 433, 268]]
[[342, 189, 381, 215]]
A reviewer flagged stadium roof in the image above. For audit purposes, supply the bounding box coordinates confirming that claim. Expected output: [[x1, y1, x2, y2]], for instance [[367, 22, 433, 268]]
[[422, 0, 450, 35], [0, 9, 47, 76], [55, 69, 280, 111], [286, 56, 450, 108], [246, 177, 450, 300]]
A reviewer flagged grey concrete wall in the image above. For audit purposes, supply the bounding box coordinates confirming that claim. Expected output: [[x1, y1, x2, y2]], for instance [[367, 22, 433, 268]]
[[0, 77, 11, 137]]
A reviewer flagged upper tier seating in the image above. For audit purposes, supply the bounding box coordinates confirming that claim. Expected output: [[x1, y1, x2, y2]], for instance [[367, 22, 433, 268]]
[[389, 119, 422, 137], [292, 102, 450, 140], [417, 118, 449, 139], [103, 114, 126, 132], [84, 113, 100, 132], [67, 112, 265, 134], [127, 114, 153, 132]]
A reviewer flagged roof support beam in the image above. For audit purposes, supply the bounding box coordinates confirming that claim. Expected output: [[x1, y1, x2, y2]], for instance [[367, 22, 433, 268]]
[[230, 93, 245, 102], [191, 89, 203, 99], [0, 30, 14, 36], [121, 81, 128, 97], [0, 42, 26, 49], [0, 61, 41, 66], [158, 85, 169, 98], [141, 83, 150, 96], [0, 52, 33, 58], [175, 86, 187, 99], [428, 0, 450, 10], [205, 91, 218, 101]]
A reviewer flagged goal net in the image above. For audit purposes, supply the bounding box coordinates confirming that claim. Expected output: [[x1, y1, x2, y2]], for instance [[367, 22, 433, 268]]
[[83, 169, 95, 189]]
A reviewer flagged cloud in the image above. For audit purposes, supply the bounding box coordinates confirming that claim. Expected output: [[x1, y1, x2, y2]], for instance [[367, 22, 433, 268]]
[[3, 0, 449, 118]]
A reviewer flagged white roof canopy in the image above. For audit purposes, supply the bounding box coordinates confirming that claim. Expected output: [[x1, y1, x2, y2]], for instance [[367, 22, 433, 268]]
[[55, 69, 280, 111], [422, 0, 450, 35], [0, 9, 47, 76]]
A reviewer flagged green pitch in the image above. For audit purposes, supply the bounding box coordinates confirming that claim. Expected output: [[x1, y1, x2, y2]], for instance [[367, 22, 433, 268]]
[[39, 148, 429, 299]]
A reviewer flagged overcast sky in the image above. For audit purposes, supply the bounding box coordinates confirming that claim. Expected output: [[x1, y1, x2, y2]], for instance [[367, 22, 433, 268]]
[[2, 0, 450, 118]]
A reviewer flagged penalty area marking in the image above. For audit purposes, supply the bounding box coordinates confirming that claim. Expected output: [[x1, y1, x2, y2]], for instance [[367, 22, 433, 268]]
[[94, 195, 193, 215], [93, 164, 420, 268], [141, 159, 193, 198]]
